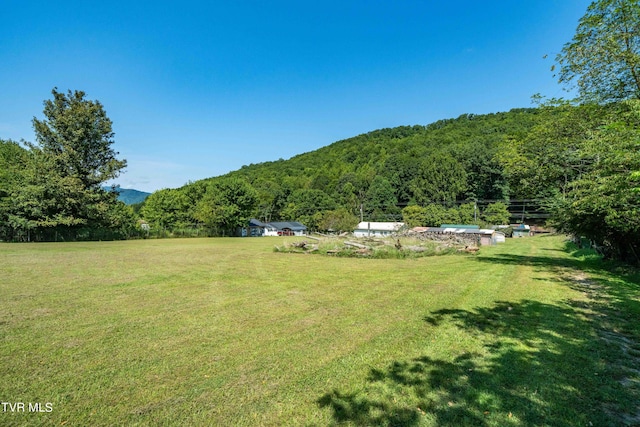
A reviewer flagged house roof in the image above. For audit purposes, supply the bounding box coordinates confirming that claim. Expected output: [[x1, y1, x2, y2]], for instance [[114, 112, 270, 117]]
[[412, 227, 495, 235], [249, 218, 268, 227], [248, 219, 307, 231], [355, 221, 405, 231], [268, 221, 307, 231]]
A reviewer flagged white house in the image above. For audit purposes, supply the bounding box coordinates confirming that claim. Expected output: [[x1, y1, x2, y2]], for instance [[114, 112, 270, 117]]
[[266, 221, 307, 236], [353, 221, 405, 238], [241, 219, 307, 237]]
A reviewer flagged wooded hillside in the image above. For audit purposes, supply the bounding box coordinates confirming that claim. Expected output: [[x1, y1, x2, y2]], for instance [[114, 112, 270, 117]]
[[221, 108, 551, 204], [141, 107, 557, 231]]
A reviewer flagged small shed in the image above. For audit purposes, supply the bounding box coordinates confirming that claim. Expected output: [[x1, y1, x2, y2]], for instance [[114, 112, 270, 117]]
[[354, 221, 405, 238], [512, 224, 532, 238]]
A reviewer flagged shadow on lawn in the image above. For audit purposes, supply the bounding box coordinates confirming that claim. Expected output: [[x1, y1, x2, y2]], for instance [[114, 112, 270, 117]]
[[319, 249, 640, 426]]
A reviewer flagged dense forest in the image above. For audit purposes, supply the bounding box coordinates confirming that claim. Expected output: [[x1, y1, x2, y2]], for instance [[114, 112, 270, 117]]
[[140, 107, 553, 232]]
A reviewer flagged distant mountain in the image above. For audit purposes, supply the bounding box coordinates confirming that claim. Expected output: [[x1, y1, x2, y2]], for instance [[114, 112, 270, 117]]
[[104, 187, 151, 205]]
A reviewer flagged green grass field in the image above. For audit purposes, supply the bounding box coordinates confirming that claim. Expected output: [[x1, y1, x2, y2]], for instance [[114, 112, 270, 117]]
[[1, 235, 639, 426]]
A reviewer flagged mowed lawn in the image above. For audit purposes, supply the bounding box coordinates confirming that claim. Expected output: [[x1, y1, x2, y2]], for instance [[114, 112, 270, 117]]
[[1, 235, 639, 426]]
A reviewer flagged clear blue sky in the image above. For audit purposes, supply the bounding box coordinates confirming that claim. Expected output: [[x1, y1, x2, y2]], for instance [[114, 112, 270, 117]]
[[1, 1, 590, 193]]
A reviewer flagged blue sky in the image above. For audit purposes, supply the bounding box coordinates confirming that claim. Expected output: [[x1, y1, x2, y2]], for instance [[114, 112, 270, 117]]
[[1, 1, 589, 193]]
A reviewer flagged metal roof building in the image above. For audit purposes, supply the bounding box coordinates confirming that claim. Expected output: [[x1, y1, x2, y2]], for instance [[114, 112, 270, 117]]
[[411, 226, 499, 246], [354, 221, 405, 238]]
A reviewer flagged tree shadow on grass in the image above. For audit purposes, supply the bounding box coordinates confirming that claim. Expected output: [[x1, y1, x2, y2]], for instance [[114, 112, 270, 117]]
[[475, 239, 640, 288], [475, 251, 593, 274], [319, 250, 640, 426], [476, 247, 640, 341]]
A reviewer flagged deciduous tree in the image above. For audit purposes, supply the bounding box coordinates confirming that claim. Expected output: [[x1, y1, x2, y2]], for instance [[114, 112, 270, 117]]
[[281, 188, 336, 229], [482, 202, 510, 225], [16, 89, 128, 237], [318, 208, 358, 233], [550, 101, 640, 262], [193, 178, 258, 235], [555, 0, 640, 102], [141, 188, 192, 229], [32, 89, 126, 188]]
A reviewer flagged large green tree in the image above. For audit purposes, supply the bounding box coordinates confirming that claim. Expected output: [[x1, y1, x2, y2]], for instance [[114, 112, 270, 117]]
[[32, 89, 126, 188], [318, 208, 359, 233], [550, 101, 640, 262], [545, 0, 640, 263], [498, 104, 600, 199], [501, 100, 640, 263], [141, 188, 193, 229], [193, 178, 258, 235], [1, 90, 129, 240], [482, 202, 510, 225], [19, 89, 128, 236], [555, 0, 640, 102]]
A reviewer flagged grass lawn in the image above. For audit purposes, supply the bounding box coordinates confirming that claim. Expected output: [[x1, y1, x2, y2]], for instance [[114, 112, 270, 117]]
[[1, 235, 639, 426]]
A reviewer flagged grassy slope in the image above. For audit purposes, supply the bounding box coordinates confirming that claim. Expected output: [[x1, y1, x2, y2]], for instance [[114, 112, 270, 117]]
[[1, 236, 638, 426]]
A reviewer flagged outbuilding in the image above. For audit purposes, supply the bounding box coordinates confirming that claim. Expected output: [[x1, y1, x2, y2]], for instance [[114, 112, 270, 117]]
[[353, 221, 405, 238], [410, 226, 498, 246], [512, 224, 532, 238]]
